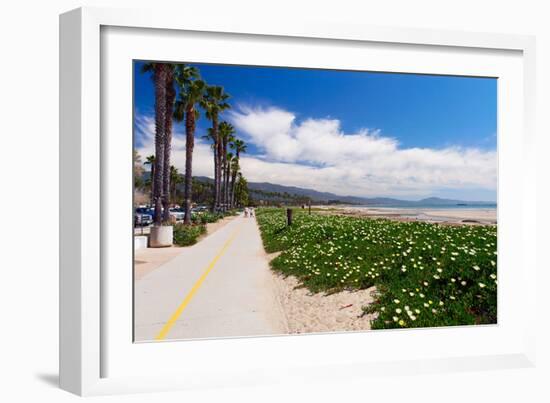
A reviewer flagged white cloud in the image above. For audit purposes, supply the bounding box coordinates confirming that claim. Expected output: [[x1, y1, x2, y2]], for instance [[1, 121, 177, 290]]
[[136, 106, 497, 199], [135, 115, 214, 178], [228, 106, 496, 198]]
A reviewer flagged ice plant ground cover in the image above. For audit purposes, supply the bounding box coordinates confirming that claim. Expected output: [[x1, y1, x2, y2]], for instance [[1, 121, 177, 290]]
[[256, 208, 497, 329]]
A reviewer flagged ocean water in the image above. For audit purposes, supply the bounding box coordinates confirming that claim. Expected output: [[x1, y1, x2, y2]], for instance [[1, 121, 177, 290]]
[[353, 204, 497, 210]]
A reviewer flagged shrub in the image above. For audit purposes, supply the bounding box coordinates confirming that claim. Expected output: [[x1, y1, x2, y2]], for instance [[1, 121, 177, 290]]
[[197, 212, 218, 224], [172, 223, 207, 246]]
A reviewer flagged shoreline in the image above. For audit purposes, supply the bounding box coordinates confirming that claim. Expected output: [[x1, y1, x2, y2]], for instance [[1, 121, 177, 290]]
[[314, 205, 496, 225]]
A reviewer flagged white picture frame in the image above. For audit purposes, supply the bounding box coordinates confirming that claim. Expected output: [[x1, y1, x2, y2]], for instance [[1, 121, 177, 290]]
[[60, 6, 537, 396]]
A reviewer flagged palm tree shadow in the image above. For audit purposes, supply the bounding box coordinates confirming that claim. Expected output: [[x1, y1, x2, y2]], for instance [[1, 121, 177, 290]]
[[35, 373, 59, 388]]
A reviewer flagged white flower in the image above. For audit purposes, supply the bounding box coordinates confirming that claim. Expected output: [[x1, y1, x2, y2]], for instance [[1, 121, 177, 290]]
[[393, 299, 400, 304], [395, 308, 402, 314], [393, 316, 399, 322], [478, 282, 486, 288], [461, 281, 467, 286], [473, 265, 480, 271]]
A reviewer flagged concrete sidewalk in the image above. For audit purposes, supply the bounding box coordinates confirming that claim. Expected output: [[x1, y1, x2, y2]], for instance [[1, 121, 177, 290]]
[[134, 214, 287, 342]]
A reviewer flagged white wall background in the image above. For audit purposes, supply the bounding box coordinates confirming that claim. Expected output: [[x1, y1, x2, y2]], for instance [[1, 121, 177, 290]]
[[0, 0, 548, 401]]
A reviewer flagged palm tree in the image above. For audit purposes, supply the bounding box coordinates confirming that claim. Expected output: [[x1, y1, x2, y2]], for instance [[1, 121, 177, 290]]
[[161, 65, 176, 222], [143, 154, 155, 204], [218, 122, 235, 211], [174, 65, 206, 224], [233, 172, 249, 207], [202, 128, 218, 210], [169, 165, 183, 203], [230, 139, 247, 208], [133, 149, 144, 188], [201, 86, 230, 211], [141, 63, 170, 225], [225, 152, 234, 209], [228, 157, 239, 208]]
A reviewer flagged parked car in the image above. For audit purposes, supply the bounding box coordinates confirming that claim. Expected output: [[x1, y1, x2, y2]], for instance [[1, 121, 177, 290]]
[[134, 212, 153, 226], [169, 208, 185, 222], [192, 205, 210, 213]]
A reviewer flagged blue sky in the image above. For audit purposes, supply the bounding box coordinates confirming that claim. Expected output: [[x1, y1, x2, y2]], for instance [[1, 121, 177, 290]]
[[134, 61, 497, 201]]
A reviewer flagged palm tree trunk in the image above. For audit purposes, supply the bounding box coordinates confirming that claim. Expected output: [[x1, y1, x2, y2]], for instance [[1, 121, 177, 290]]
[[184, 106, 195, 225], [225, 163, 230, 210], [230, 151, 240, 208], [214, 115, 222, 211], [153, 64, 167, 225], [221, 157, 226, 211], [170, 174, 176, 202], [221, 137, 228, 211], [150, 164, 155, 206], [212, 142, 218, 212], [230, 166, 237, 208], [162, 67, 175, 222]]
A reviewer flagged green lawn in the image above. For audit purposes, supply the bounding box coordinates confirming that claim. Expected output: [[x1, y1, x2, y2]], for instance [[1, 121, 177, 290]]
[[256, 207, 497, 329]]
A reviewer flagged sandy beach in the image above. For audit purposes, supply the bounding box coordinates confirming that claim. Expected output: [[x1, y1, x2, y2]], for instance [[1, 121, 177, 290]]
[[267, 252, 376, 334], [315, 205, 496, 225]]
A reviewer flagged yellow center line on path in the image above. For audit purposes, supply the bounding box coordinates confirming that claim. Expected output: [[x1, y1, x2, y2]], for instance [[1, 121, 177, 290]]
[[154, 227, 241, 341]]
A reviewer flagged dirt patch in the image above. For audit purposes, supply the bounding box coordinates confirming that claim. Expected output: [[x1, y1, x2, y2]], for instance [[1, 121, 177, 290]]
[[134, 246, 186, 281]]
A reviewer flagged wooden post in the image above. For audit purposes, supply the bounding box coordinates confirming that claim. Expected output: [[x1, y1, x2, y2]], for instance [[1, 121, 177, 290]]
[[308, 200, 311, 215], [286, 208, 293, 226]]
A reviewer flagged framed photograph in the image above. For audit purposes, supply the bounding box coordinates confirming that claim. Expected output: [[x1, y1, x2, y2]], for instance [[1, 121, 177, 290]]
[[60, 7, 537, 396]]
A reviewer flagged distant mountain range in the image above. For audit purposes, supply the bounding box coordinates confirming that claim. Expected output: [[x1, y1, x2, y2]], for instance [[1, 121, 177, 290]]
[[193, 176, 495, 207]]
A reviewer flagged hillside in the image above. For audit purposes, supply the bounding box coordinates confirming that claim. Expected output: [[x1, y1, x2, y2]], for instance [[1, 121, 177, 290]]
[[193, 176, 494, 206]]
